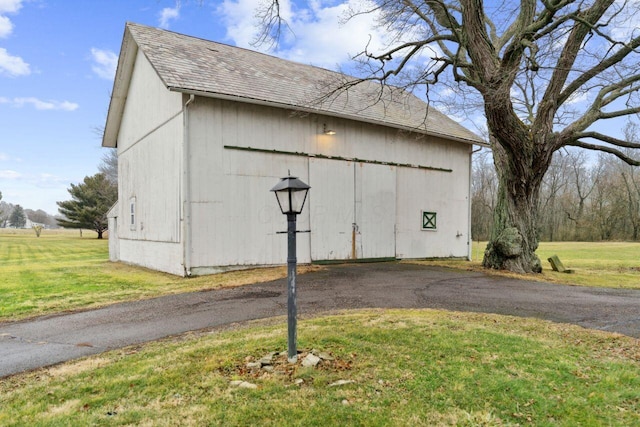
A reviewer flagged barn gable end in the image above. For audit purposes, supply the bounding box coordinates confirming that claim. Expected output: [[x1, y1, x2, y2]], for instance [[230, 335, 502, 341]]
[[103, 23, 483, 276]]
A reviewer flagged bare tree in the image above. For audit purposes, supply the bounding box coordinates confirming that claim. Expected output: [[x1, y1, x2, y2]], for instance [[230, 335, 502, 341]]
[[589, 155, 627, 240], [619, 123, 640, 239], [563, 151, 601, 240], [33, 225, 43, 237], [592, 123, 640, 240], [98, 148, 118, 185], [259, 0, 640, 272], [471, 148, 497, 240], [538, 152, 571, 241], [0, 200, 10, 228]]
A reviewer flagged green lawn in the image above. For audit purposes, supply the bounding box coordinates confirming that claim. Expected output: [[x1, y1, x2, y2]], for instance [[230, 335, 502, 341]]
[[2, 231, 639, 425], [536, 241, 640, 288], [1, 230, 639, 322], [0, 229, 315, 322], [427, 241, 640, 289], [1, 309, 639, 426]]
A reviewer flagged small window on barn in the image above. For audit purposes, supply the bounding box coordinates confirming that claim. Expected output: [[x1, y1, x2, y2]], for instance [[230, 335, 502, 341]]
[[421, 211, 437, 231], [129, 197, 136, 231]]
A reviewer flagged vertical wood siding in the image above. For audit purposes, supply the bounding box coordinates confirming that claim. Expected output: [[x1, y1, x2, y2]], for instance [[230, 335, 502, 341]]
[[114, 51, 184, 274], [113, 64, 472, 274], [184, 97, 471, 270]]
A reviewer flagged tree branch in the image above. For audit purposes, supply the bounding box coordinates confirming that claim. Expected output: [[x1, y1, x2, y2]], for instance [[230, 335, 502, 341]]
[[459, 0, 500, 83], [599, 106, 640, 120], [574, 131, 640, 149], [569, 142, 640, 166], [499, 0, 537, 69], [535, 0, 615, 129], [558, 35, 640, 106], [559, 74, 640, 138], [252, 0, 293, 48]]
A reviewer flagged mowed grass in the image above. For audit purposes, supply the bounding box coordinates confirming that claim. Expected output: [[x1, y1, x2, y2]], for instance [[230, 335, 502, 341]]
[[536, 242, 640, 288], [1, 309, 639, 426], [0, 229, 317, 322], [1, 230, 638, 323], [419, 241, 640, 289], [2, 232, 639, 424]]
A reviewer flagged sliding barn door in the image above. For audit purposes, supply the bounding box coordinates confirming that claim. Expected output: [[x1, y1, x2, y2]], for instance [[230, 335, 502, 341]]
[[309, 158, 396, 261], [355, 163, 396, 259], [309, 159, 354, 260]]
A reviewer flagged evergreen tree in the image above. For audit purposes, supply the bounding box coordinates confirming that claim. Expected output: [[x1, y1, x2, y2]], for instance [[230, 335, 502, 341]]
[[9, 204, 26, 228], [57, 173, 117, 239]]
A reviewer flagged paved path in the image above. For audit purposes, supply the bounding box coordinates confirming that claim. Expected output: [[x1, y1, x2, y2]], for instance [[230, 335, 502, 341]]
[[1, 262, 639, 378]]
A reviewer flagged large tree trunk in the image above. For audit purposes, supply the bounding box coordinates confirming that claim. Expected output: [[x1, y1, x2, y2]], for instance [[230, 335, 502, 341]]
[[482, 141, 548, 273]]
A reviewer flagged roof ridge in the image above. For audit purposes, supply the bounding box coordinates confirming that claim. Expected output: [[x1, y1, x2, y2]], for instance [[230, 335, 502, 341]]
[[126, 22, 360, 83], [119, 22, 484, 145]]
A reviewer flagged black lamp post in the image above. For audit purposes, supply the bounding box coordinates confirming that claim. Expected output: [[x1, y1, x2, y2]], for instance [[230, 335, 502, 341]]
[[271, 175, 310, 362]]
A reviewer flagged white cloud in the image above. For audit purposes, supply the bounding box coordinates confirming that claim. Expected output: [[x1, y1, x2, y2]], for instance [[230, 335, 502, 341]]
[[0, 14, 12, 37], [58, 101, 79, 111], [566, 90, 590, 105], [0, 0, 22, 38], [90, 48, 117, 80], [0, 47, 30, 76], [217, 0, 283, 48], [11, 97, 79, 111], [0, 1, 27, 78], [280, 2, 387, 68], [217, 0, 388, 70], [0, 0, 23, 14], [159, 5, 180, 29], [0, 169, 21, 179], [34, 173, 69, 189], [0, 152, 8, 161]]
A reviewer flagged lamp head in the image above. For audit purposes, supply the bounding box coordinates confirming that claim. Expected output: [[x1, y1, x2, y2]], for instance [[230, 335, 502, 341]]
[[270, 175, 311, 215]]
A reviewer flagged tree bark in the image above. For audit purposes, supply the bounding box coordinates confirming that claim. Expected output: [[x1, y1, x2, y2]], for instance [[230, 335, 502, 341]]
[[482, 138, 546, 273]]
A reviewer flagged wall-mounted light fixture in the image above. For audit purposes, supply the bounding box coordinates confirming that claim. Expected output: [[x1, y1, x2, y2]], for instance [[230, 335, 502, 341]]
[[323, 124, 336, 135]]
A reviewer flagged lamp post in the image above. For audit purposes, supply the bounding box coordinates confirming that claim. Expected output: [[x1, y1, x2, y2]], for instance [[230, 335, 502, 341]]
[[270, 175, 310, 362]]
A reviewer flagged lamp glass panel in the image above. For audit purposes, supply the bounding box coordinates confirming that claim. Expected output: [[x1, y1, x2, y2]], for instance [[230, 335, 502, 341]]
[[289, 188, 308, 214], [274, 188, 308, 214], [274, 190, 290, 214]]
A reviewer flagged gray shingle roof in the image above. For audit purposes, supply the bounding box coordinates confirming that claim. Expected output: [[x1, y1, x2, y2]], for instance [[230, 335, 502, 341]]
[[110, 23, 483, 145]]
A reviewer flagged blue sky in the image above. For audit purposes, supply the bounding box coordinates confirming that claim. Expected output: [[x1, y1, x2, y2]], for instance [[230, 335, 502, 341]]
[[0, 0, 633, 215], [0, 0, 399, 215]]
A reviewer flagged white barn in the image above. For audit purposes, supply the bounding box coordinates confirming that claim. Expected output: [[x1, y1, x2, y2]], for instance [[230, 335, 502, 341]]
[[103, 23, 484, 276]]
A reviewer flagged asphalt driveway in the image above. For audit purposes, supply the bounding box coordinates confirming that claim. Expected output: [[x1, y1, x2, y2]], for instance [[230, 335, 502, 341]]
[[1, 262, 639, 378]]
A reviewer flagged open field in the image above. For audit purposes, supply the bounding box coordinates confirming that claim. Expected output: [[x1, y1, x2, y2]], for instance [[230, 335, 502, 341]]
[[536, 242, 640, 287], [0, 229, 318, 322], [1, 230, 639, 322], [2, 231, 639, 425], [419, 241, 640, 289], [1, 309, 639, 426]]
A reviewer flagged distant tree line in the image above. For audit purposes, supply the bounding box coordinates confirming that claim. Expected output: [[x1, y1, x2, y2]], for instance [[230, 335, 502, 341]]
[[472, 124, 640, 242], [0, 148, 118, 236], [0, 192, 60, 229]]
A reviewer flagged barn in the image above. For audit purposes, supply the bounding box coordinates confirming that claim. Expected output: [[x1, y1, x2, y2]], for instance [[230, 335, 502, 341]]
[[102, 23, 484, 276]]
